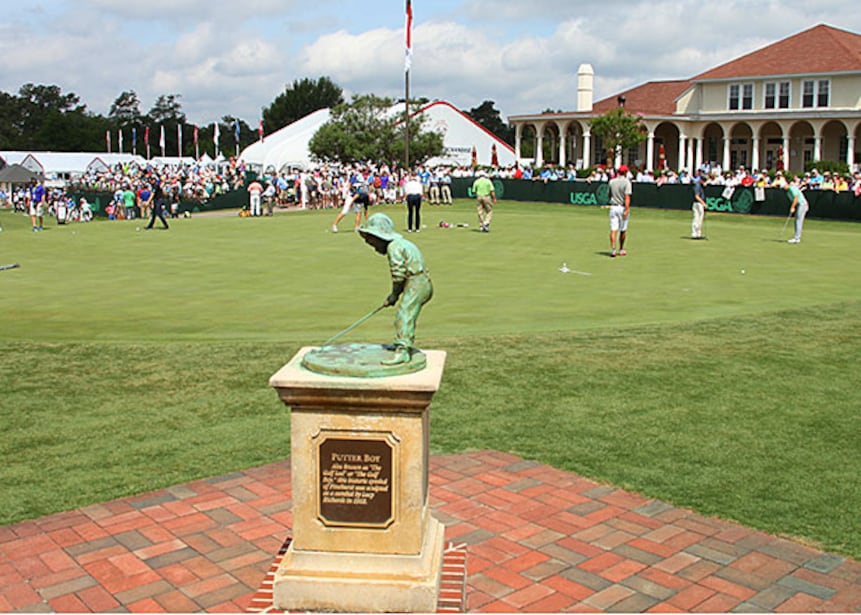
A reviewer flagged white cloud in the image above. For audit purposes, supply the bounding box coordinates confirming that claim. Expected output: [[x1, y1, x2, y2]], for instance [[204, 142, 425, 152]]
[[2, 0, 860, 132]]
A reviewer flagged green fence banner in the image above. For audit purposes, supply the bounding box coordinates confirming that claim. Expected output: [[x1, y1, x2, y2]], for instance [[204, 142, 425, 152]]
[[451, 178, 861, 221]]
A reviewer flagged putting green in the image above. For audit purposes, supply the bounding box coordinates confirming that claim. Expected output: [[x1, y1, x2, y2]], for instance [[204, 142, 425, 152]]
[[1, 202, 858, 343]]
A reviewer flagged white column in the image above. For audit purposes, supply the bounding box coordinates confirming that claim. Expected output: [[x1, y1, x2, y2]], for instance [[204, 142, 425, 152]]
[[846, 136, 855, 170], [695, 136, 704, 171], [783, 136, 791, 171], [535, 123, 545, 167], [678, 135, 687, 172], [646, 132, 655, 171], [722, 136, 731, 172], [582, 131, 591, 168], [751, 136, 760, 171], [813, 133, 822, 161], [514, 124, 523, 161], [558, 127, 567, 168]]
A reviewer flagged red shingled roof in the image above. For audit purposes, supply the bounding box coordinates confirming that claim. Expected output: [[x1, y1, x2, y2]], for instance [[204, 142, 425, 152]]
[[592, 80, 691, 116], [691, 23, 861, 81]]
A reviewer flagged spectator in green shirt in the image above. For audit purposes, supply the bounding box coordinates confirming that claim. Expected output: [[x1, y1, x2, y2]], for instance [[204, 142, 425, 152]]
[[471, 171, 496, 233]]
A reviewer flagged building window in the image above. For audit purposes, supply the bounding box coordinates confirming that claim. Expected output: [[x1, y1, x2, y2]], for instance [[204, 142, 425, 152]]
[[765, 82, 791, 109], [802, 81, 814, 107], [707, 136, 718, 163], [817, 80, 830, 107], [592, 135, 605, 166], [626, 145, 639, 166], [742, 84, 753, 110], [765, 83, 776, 109], [728, 84, 740, 110], [779, 82, 790, 108], [802, 80, 830, 108], [728, 83, 753, 110]]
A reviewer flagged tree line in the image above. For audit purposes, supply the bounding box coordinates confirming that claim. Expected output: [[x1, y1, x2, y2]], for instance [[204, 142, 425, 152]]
[[0, 76, 518, 166]]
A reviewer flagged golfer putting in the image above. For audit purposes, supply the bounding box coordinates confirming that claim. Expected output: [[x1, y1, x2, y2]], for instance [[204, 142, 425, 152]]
[[782, 177, 809, 243], [358, 213, 433, 365]]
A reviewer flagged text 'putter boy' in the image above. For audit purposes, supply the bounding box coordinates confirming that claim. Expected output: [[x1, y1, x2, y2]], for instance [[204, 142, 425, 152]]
[[359, 213, 433, 365]]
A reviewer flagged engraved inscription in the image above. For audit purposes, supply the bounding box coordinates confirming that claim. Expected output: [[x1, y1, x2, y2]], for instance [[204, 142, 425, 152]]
[[319, 438, 393, 527]]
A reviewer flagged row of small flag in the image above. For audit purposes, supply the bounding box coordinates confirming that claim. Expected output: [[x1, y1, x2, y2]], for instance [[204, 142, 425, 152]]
[[105, 120, 265, 155]]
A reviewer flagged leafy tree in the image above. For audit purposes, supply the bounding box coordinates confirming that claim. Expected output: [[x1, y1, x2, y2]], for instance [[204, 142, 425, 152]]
[[109, 91, 144, 128], [308, 94, 443, 166], [147, 94, 185, 125], [588, 107, 647, 167], [41, 109, 110, 152], [466, 100, 513, 145], [6, 84, 88, 149], [145, 94, 186, 156], [18, 83, 82, 114], [262, 76, 344, 133], [0, 91, 22, 149]]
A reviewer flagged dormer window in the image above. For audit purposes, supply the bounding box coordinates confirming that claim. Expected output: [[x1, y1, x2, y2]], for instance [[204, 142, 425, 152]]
[[765, 81, 790, 109], [817, 80, 830, 107], [728, 83, 753, 110], [802, 79, 830, 108]]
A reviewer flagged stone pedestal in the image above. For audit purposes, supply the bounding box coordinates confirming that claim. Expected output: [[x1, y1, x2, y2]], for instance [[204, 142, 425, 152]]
[[268, 346, 446, 613]]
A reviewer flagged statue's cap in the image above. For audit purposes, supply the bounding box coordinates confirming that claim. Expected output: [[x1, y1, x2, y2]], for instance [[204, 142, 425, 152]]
[[359, 213, 400, 242]]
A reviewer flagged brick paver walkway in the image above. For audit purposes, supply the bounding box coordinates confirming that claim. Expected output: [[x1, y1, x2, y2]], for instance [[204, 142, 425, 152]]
[[1, 451, 859, 612]]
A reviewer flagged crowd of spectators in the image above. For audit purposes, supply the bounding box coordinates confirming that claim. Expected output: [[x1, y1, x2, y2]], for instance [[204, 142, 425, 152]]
[[3, 183, 93, 222], [4, 157, 859, 220], [69, 158, 246, 201], [1, 158, 248, 221], [249, 163, 459, 212], [469, 160, 861, 196]]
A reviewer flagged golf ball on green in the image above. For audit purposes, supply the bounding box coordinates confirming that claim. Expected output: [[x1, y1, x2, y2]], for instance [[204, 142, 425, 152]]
[[740, 269, 746, 274]]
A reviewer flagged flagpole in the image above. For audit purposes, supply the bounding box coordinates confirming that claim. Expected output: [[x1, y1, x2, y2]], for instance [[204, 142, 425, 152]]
[[405, 71, 410, 172], [404, 0, 412, 172], [234, 119, 240, 158]]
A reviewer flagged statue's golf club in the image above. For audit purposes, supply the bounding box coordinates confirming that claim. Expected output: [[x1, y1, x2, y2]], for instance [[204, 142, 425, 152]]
[[321, 305, 385, 347]]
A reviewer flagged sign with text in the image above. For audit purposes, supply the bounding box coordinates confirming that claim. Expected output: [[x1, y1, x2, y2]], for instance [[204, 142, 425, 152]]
[[318, 437, 394, 528]]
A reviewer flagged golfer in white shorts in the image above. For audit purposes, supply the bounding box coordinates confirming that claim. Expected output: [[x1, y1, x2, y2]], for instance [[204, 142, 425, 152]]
[[607, 164, 632, 257], [332, 178, 371, 232]]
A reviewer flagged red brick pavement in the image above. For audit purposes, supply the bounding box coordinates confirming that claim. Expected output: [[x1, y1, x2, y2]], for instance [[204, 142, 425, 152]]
[[1, 451, 859, 613]]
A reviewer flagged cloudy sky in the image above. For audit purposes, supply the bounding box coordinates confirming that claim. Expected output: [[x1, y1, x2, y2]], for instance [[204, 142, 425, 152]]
[[2, 0, 859, 127]]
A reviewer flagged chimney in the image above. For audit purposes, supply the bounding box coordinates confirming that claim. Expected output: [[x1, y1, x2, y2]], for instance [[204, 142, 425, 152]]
[[577, 64, 594, 112]]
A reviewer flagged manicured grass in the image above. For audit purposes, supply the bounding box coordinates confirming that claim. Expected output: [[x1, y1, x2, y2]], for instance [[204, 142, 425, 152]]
[[1, 202, 859, 558]]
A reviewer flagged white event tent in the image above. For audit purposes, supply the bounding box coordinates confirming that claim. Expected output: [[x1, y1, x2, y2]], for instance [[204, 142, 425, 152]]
[[0, 151, 145, 177], [238, 101, 516, 172]]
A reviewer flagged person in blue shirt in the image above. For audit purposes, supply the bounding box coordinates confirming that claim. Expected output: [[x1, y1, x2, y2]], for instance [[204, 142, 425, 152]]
[[30, 180, 46, 231], [418, 167, 431, 200]]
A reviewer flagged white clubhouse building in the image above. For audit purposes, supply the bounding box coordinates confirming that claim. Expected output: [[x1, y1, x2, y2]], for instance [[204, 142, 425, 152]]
[[508, 24, 861, 174]]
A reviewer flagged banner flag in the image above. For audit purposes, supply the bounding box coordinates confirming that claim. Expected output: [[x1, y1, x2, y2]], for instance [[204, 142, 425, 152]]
[[404, 0, 413, 72]]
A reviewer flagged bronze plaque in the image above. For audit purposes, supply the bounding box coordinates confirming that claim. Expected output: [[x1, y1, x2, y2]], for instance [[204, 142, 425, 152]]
[[318, 438, 393, 528]]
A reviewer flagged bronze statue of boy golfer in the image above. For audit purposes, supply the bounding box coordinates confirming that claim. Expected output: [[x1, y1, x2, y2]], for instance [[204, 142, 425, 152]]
[[358, 213, 433, 365]]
